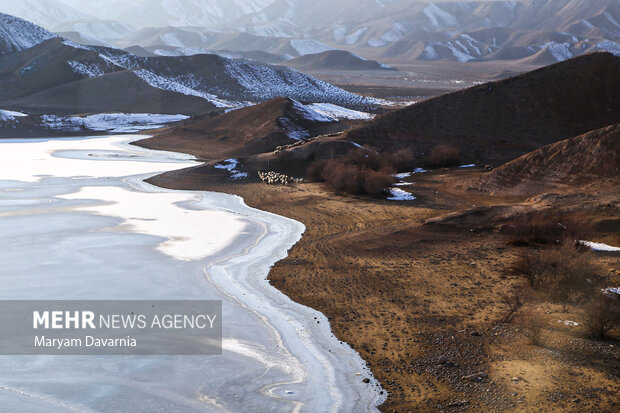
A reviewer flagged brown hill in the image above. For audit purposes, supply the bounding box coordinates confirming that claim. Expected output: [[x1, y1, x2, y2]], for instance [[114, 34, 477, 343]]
[[286, 50, 391, 71], [134, 97, 353, 159], [478, 123, 620, 195], [344, 52, 620, 164], [0, 38, 215, 115], [4, 70, 215, 115]]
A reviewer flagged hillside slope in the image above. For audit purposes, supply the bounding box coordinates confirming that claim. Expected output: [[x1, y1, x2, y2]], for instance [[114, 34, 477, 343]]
[[344, 52, 620, 164], [0, 39, 215, 115], [478, 123, 620, 194], [135, 97, 366, 159]]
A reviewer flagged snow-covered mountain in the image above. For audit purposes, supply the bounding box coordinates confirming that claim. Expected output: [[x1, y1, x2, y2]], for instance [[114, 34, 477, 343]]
[[0, 13, 375, 117], [60, 0, 274, 29], [0, 13, 57, 56], [0, 0, 93, 30], [91, 44, 374, 107], [2, 0, 619, 65]]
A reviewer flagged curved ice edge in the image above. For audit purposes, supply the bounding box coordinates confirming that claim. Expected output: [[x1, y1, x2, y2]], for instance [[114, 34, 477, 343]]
[[118, 136, 387, 412]]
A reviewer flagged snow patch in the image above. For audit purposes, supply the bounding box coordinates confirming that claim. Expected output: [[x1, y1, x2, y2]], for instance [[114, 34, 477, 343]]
[[214, 158, 239, 172], [345, 28, 368, 45], [67, 60, 104, 78], [604, 12, 620, 29], [423, 45, 439, 59], [0, 109, 27, 121], [445, 42, 475, 62], [305, 103, 374, 121], [459, 164, 476, 168], [557, 320, 579, 327], [223, 59, 375, 108], [132, 69, 234, 108], [290, 39, 333, 56], [387, 188, 416, 201], [423, 3, 458, 28], [596, 40, 620, 56], [292, 100, 334, 123], [40, 113, 188, 133], [62, 39, 92, 51], [540, 41, 573, 61], [214, 158, 247, 180], [579, 241, 620, 252], [278, 117, 310, 141]]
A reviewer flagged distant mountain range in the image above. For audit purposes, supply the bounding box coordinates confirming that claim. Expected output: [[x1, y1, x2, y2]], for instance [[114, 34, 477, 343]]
[[0, 12, 374, 121], [1, 0, 619, 65]]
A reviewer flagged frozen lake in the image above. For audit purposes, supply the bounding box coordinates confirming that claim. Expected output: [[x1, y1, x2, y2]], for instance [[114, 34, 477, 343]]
[[0, 136, 384, 412]]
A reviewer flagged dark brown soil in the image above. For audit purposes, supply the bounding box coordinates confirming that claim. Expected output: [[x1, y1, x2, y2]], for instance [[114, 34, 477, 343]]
[[478, 123, 620, 195]]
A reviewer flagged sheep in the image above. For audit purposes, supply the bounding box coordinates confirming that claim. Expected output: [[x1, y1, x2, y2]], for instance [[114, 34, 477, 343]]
[[257, 171, 303, 185]]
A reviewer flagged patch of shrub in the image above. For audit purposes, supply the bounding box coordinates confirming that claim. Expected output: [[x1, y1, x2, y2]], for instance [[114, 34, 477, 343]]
[[423, 144, 462, 168], [583, 292, 620, 339], [306, 148, 402, 195], [363, 169, 397, 196], [386, 148, 415, 172], [317, 161, 396, 196], [306, 159, 327, 182], [343, 148, 386, 171], [514, 310, 543, 345], [503, 210, 589, 245], [512, 244, 606, 302], [499, 285, 531, 322], [321, 161, 364, 194]]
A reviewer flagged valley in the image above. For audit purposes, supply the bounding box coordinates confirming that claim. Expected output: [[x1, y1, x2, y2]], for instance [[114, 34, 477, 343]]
[[0, 3, 619, 412]]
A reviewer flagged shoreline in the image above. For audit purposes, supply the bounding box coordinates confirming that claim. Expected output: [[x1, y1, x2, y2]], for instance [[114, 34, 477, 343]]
[[145, 157, 620, 412], [111, 136, 388, 411], [131, 173, 387, 411]]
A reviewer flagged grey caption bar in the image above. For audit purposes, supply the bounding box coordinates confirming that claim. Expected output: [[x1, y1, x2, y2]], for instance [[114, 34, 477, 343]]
[[0, 300, 222, 355]]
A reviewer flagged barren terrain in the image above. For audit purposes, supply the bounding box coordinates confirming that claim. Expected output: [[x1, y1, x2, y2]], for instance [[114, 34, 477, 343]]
[[147, 164, 620, 412]]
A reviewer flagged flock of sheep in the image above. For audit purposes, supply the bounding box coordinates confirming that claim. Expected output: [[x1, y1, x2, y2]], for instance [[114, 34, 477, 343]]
[[257, 171, 304, 185]]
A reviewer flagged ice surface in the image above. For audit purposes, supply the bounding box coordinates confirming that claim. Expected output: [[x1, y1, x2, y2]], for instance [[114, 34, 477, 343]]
[[0, 135, 385, 412]]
